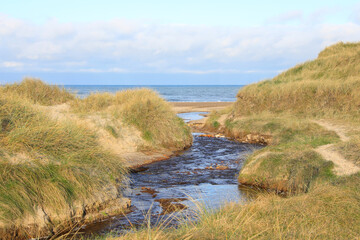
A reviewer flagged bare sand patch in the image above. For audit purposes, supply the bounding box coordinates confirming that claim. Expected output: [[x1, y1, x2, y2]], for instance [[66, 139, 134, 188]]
[[314, 120, 360, 175], [171, 102, 233, 113]]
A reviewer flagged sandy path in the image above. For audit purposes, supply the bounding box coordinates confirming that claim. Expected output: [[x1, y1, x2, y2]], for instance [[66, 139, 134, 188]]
[[313, 120, 350, 142], [313, 120, 360, 175], [171, 102, 233, 113]]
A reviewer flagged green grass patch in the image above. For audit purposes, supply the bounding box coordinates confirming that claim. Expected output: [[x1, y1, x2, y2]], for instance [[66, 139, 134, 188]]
[[105, 125, 119, 138]]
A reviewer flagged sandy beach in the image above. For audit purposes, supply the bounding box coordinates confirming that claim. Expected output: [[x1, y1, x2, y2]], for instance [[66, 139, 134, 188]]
[[171, 102, 233, 113]]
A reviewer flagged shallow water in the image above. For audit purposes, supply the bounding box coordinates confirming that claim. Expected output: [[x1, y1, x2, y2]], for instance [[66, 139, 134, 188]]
[[177, 112, 208, 122], [79, 113, 262, 237]]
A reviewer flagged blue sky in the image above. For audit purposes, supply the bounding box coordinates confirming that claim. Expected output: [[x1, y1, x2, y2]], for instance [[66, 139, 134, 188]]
[[1, 0, 360, 85]]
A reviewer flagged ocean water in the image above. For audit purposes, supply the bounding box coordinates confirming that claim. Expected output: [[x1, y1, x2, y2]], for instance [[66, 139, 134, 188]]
[[64, 85, 243, 102]]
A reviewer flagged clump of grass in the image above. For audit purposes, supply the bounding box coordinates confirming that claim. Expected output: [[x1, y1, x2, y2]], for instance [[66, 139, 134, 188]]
[[71, 89, 192, 150], [70, 92, 115, 113], [204, 107, 232, 131], [1, 78, 75, 105], [113, 89, 192, 148], [205, 112, 221, 131], [105, 125, 119, 138], [239, 150, 334, 193], [0, 93, 127, 225]]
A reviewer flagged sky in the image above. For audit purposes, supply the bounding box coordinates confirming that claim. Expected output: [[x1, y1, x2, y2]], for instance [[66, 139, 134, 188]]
[[0, 0, 360, 85]]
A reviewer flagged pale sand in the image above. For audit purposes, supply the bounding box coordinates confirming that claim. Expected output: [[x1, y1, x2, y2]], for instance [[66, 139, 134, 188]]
[[313, 120, 360, 176], [171, 102, 234, 113]]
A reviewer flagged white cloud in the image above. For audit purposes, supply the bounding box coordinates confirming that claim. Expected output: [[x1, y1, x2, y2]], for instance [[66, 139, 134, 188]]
[[0, 14, 359, 74], [1, 61, 23, 68], [78, 67, 127, 73]]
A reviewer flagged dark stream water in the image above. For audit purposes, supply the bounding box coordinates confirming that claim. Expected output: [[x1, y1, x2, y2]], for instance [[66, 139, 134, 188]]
[[80, 113, 262, 238]]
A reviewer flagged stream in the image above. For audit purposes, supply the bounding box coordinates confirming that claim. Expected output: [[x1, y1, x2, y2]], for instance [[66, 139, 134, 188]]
[[80, 112, 262, 237]]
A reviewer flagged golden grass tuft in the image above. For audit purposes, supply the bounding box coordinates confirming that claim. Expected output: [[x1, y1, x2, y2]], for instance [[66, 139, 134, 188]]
[[0, 92, 127, 224], [71, 89, 192, 149], [113, 89, 192, 148], [71, 92, 115, 112], [1, 78, 75, 105]]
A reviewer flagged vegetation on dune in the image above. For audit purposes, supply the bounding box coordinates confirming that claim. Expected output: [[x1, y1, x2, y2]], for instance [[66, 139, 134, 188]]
[[2, 42, 360, 238], [204, 112, 340, 192], [0, 79, 191, 236], [152, 41, 360, 239], [204, 42, 360, 192], [71, 89, 192, 149], [1, 78, 75, 105], [336, 136, 360, 166], [113, 89, 191, 148], [92, 42, 360, 240], [70, 92, 115, 112], [232, 42, 360, 118], [2, 79, 192, 150], [0, 93, 128, 224], [224, 114, 338, 192]]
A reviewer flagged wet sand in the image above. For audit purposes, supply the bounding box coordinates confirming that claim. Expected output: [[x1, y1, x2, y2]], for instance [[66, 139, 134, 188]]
[[171, 102, 233, 113]]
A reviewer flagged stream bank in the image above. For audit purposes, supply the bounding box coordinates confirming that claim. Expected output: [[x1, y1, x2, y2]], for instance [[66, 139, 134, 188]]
[[77, 113, 262, 238]]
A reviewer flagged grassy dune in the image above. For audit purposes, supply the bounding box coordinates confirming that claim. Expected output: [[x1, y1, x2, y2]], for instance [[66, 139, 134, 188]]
[[223, 113, 339, 192], [232, 42, 360, 118], [205, 42, 360, 192], [0, 92, 127, 230], [71, 89, 192, 149], [110, 42, 360, 239], [0, 79, 192, 237], [2, 78, 75, 105]]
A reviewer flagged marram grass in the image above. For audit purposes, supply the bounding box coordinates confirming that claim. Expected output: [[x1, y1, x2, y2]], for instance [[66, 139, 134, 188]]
[[0, 92, 127, 223], [232, 42, 360, 118], [71, 88, 192, 149], [1, 77, 75, 105], [0, 79, 192, 232]]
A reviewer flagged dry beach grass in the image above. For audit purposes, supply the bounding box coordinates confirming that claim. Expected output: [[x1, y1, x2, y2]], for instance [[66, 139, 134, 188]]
[[0, 80, 192, 238], [1, 42, 360, 239], [99, 42, 360, 239]]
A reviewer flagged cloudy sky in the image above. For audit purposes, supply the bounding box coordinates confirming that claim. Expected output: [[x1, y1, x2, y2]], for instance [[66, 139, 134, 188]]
[[1, 0, 360, 85]]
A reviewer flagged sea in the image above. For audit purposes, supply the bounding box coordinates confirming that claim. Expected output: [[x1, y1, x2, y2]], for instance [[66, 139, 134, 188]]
[[64, 85, 244, 102]]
